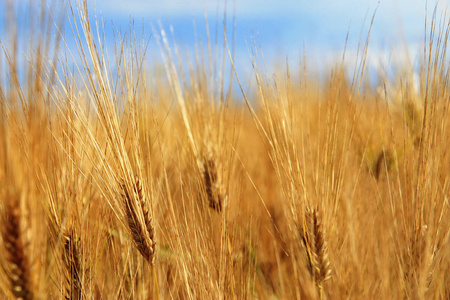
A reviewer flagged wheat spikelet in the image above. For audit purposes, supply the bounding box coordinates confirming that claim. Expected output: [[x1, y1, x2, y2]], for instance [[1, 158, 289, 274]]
[[375, 149, 393, 180], [135, 178, 156, 251], [299, 207, 331, 297], [201, 157, 223, 212], [312, 209, 331, 285], [62, 227, 82, 300], [120, 177, 156, 265], [1, 193, 34, 300]]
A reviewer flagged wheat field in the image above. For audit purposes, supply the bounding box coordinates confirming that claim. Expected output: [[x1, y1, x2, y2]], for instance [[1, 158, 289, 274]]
[[0, 1, 449, 299]]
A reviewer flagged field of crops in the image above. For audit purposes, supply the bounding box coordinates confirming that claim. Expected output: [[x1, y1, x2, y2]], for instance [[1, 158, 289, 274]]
[[0, 1, 449, 299]]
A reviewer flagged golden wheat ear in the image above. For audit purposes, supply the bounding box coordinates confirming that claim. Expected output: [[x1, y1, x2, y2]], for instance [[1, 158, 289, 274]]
[[299, 207, 331, 298], [1, 192, 34, 300], [311, 209, 331, 285], [200, 157, 223, 212], [120, 177, 156, 265], [62, 227, 82, 300]]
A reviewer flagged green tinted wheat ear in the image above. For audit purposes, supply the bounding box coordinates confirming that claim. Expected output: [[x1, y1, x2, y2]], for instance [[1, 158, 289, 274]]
[[1, 193, 34, 300], [120, 178, 156, 265]]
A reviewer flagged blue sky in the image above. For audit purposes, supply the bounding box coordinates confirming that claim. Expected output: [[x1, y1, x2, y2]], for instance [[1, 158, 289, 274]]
[[1, 0, 448, 86], [83, 0, 444, 76]]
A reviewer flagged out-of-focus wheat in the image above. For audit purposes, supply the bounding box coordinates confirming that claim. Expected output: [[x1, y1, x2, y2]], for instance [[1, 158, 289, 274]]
[[0, 191, 34, 300]]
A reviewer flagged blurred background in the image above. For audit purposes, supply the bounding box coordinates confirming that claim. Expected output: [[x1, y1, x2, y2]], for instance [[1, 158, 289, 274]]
[[0, 0, 447, 88], [91, 0, 441, 76]]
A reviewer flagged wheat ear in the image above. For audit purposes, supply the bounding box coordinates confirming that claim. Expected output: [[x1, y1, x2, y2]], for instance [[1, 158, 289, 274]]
[[202, 158, 223, 212], [62, 227, 82, 300], [1, 193, 34, 300], [312, 209, 331, 285], [120, 177, 156, 265], [299, 207, 331, 299]]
